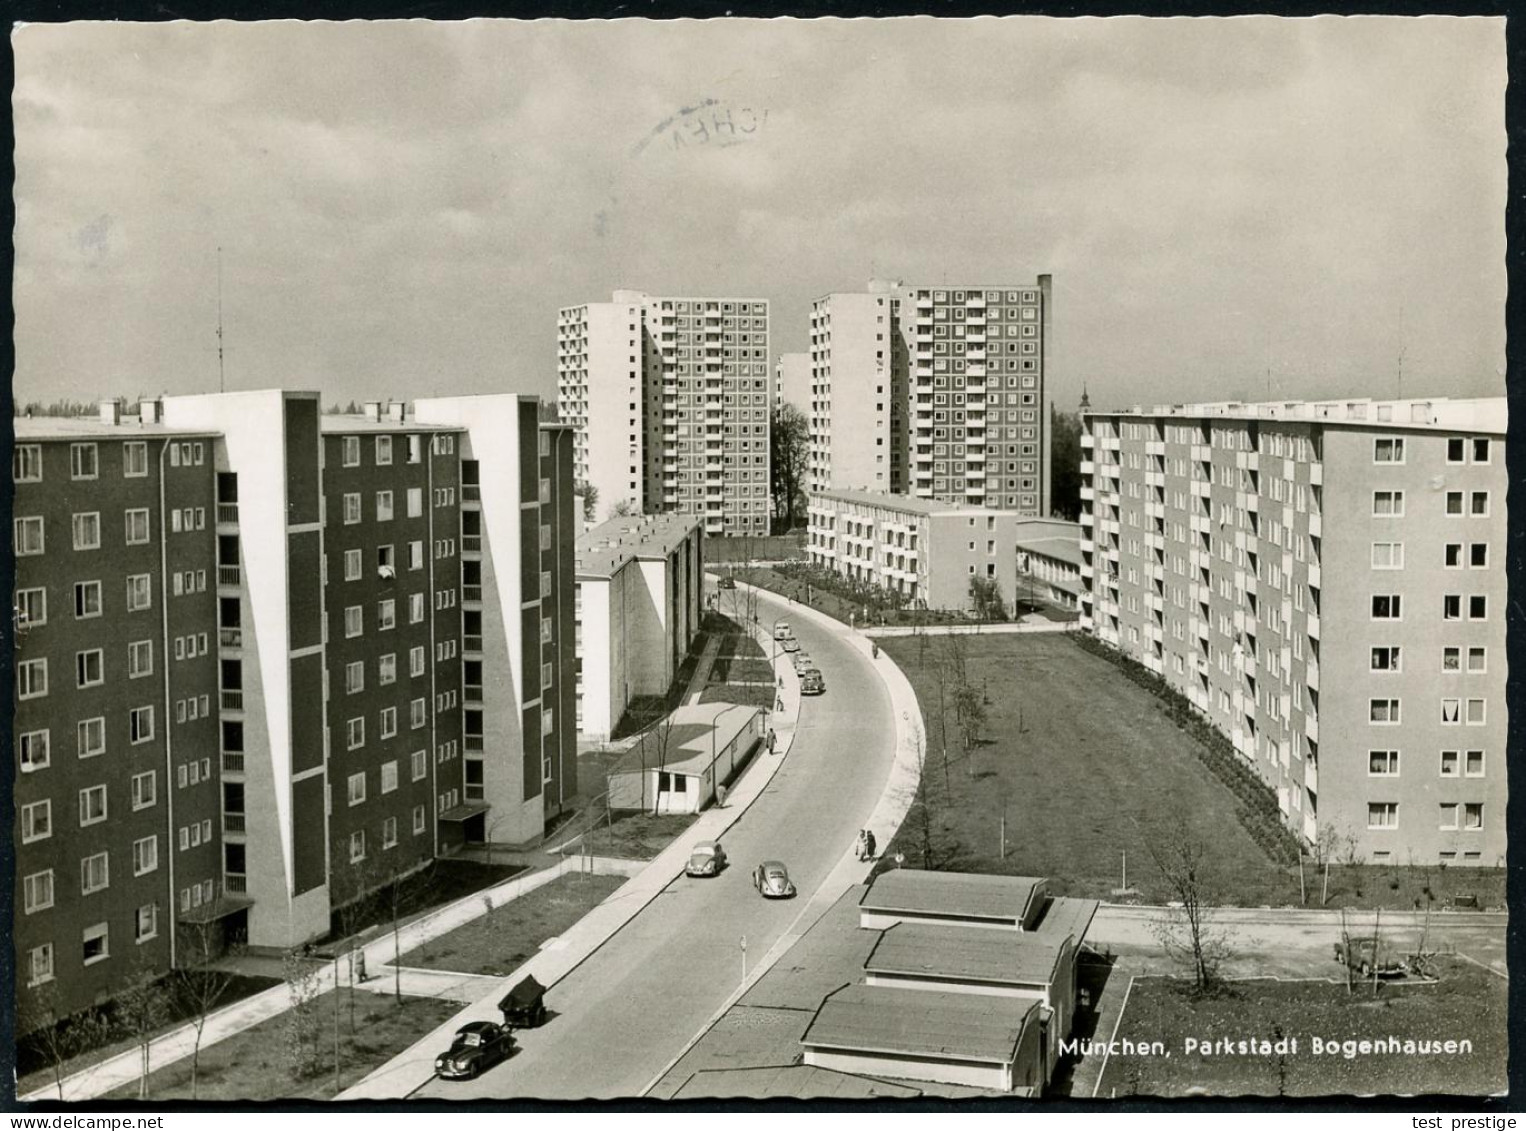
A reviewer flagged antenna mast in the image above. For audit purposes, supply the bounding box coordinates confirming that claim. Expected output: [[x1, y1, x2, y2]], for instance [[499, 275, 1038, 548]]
[[217, 246, 226, 394]]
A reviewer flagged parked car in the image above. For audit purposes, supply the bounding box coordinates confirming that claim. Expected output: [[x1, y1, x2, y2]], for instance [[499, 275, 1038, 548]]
[[718, 576, 737, 590], [781, 636, 800, 654], [753, 860, 797, 899], [800, 670, 825, 696], [1334, 934, 1405, 979], [792, 653, 814, 674], [498, 975, 547, 1029], [435, 1021, 515, 1079], [685, 839, 728, 877], [773, 622, 792, 641]]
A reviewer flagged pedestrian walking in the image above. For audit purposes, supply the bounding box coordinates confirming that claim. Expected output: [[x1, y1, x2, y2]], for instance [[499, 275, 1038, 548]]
[[855, 830, 866, 861], [864, 829, 877, 861]]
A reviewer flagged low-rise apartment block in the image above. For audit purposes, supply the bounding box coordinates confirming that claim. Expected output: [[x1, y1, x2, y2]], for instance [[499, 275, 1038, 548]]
[[574, 513, 704, 740], [1013, 518, 1084, 611], [806, 489, 1021, 612], [14, 392, 576, 1023], [1080, 396, 1506, 864]]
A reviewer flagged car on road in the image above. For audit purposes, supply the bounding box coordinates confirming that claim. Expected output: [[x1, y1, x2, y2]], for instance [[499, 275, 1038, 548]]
[[800, 670, 825, 696], [753, 860, 797, 899], [685, 839, 728, 877], [780, 636, 800, 653], [792, 653, 814, 674], [718, 576, 737, 590], [435, 1021, 515, 1079], [1334, 934, 1405, 979], [773, 622, 792, 641]]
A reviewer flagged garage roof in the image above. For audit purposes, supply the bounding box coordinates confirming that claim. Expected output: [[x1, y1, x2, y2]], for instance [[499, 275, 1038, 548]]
[[801, 984, 1036, 1064], [1034, 895, 1100, 946], [866, 923, 1065, 986], [860, 869, 1047, 924], [672, 1064, 922, 1099]]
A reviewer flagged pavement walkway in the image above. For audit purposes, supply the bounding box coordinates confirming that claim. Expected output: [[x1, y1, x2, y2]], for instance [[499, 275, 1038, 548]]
[[681, 631, 724, 706], [861, 617, 1077, 637]]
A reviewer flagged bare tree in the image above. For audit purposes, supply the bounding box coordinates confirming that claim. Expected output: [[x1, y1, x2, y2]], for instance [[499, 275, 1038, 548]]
[[610, 498, 640, 518], [19, 986, 112, 1100], [574, 479, 598, 524], [176, 917, 242, 1099], [115, 957, 174, 1099], [1145, 819, 1236, 994], [282, 949, 324, 1081], [378, 857, 437, 1004]]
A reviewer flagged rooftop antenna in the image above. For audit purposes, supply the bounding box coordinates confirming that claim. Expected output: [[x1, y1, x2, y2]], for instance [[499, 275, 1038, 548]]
[[216, 246, 227, 393], [1396, 300, 1406, 401]]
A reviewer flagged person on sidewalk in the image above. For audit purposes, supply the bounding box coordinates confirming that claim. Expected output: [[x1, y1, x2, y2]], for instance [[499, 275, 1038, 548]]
[[863, 829, 877, 861]]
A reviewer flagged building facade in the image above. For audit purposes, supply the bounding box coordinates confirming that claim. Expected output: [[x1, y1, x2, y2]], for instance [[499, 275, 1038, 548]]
[[1013, 519, 1084, 611], [574, 513, 704, 741], [557, 291, 771, 536], [807, 286, 905, 496], [774, 352, 811, 419], [14, 393, 576, 1023], [806, 489, 1021, 612], [1079, 397, 1507, 863]]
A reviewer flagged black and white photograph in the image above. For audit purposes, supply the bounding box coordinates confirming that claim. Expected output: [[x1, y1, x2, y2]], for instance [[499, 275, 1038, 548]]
[[7, 12, 1509, 1110]]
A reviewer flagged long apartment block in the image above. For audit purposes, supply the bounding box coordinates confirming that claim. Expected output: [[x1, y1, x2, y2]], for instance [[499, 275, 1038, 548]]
[[808, 278, 1051, 516], [13, 392, 575, 1022], [1079, 397, 1507, 864], [557, 292, 771, 536]]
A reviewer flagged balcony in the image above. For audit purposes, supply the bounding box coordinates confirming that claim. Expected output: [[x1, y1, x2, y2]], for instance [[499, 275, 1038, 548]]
[[225, 873, 248, 895], [223, 813, 246, 835], [462, 484, 481, 503], [1306, 714, 1319, 742], [222, 751, 245, 774], [217, 565, 242, 587], [219, 627, 243, 648], [465, 733, 484, 754], [464, 682, 483, 704], [1307, 512, 1322, 538], [1081, 433, 1095, 449], [1308, 461, 1323, 486], [463, 584, 483, 604], [1304, 759, 1318, 793], [464, 633, 483, 653], [220, 688, 243, 711], [216, 503, 239, 525], [1305, 660, 1320, 691], [1305, 611, 1320, 640], [462, 534, 482, 554], [1306, 562, 1321, 589]]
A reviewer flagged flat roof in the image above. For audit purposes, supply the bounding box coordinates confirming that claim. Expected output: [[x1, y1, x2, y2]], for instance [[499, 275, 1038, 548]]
[[576, 513, 703, 579], [813, 488, 1019, 519], [320, 415, 465, 434], [14, 417, 218, 440], [801, 983, 1037, 1064], [1089, 395, 1506, 434], [860, 869, 1047, 923], [672, 1064, 922, 1100], [1033, 896, 1100, 946], [866, 922, 1065, 986], [1016, 535, 1083, 569], [610, 702, 760, 779]]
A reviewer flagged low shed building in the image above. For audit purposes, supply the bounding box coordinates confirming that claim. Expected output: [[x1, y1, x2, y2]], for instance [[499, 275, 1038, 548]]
[[606, 702, 763, 814], [858, 869, 1051, 931], [800, 983, 1044, 1095]]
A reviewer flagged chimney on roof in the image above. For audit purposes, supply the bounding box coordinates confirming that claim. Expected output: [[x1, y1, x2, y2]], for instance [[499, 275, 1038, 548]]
[[387, 401, 406, 424], [140, 399, 163, 425], [363, 401, 382, 422], [99, 397, 124, 425]]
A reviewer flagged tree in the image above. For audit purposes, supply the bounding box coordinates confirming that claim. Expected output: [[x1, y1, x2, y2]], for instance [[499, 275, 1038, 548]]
[[18, 986, 112, 1100], [902, 727, 962, 871], [610, 498, 641, 518], [1145, 819, 1236, 994], [282, 949, 324, 1081], [176, 917, 242, 1100], [969, 575, 1007, 621], [770, 403, 810, 532], [1050, 405, 1083, 520], [378, 858, 437, 1004], [952, 681, 988, 761], [116, 958, 174, 1099]]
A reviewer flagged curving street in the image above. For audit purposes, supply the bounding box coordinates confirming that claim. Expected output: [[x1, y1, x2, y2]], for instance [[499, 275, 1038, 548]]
[[416, 583, 897, 1099]]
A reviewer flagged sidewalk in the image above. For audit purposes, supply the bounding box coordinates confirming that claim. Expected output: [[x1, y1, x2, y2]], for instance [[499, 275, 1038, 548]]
[[681, 631, 724, 706], [340, 610, 807, 1099], [862, 617, 1077, 637]]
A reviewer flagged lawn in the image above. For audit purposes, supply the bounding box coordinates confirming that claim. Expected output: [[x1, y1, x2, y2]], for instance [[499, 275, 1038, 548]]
[[580, 812, 698, 859], [324, 859, 527, 946], [877, 631, 1282, 904], [398, 873, 627, 977], [102, 988, 460, 1102], [1096, 957, 1506, 1097]]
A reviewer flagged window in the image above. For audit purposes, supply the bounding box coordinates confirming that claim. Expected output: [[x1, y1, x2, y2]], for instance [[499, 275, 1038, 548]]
[[1468, 647, 1487, 673], [1371, 542, 1403, 569], [136, 904, 158, 943], [15, 515, 45, 556], [72, 512, 101, 551], [81, 852, 109, 894], [376, 491, 394, 522], [407, 488, 423, 518], [413, 805, 427, 834], [411, 698, 427, 728], [1439, 803, 1459, 830], [128, 640, 153, 679], [1367, 802, 1398, 829], [1371, 490, 1404, 517], [1466, 750, 1485, 777], [347, 717, 365, 750], [1471, 437, 1490, 463], [542, 662, 554, 691], [343, 493, 362, 524], [376, 435, 393, 465], [378, 598, 396, 630], [410, 646, 426, 677], [79, 784, 109, 826], [344, 549, 363, 581], [13, 444, 42, 482], [343, 436, 361, 466], [18, 657, 48, 699], [379, 653, 397, 685], [71, 443, 99, 480], [1369, 699, 1400, 724], [19, 729, 50, 772], [382, 816, 398, 848], [381, 706, 398, 737], [125, 508, 151, 545], [24, 869, 55, 912], [131, 771, 156, 811], [1465, 698, 1485, 725], [1469, 543, 1488, 568], [75, 649, 104, 689], [83, 923, 109, 965], [1445, 491, 1464, 516], [131, 706, 154, 743], [28, 943, 54, 987], [407, 435, 422, 464], [133, 836, 158, 876], [124, 441, 148, 476], [345, 606, 363, 638], [21, 799, 52, 843], [1370, 647, 1401, 672], [1440, 750, 1460, 777], [1371, 594, 1401, 620], [1470, 491, 1489, 517], [1372, 437, 1404, 463], [1441, 697, 1461, 724], [345, 661, 364, 695], [409, 541, 424, 570], [126, 574, 152, 611], [74, 581, 102, 619], [15, 586, 46, 628], [1464, 803, 1484, 831], [350, 830, 366, 863], [1443, 647, 1461, 672], [348, 772, 366, 806], [409, 593, 425, 623], [1443, 595, 1461, 620], [1469, 595, 1487, 620], [412, 749, 427, 781]]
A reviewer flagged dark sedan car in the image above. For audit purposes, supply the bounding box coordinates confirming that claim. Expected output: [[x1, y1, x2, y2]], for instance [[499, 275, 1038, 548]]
[[435, 1021, 515, 1080]]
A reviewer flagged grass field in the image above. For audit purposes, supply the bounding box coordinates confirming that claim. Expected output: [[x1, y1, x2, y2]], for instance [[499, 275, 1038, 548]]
[[878, 631, 1281, 903], [1097, 957, 1506, 1097], [103, 988, 460, 1102], [399, 873, 627, 977]]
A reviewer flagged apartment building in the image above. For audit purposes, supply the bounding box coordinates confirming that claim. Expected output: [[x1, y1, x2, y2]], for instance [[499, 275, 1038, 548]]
[[807, 284, 906, 495], [574, 513, 704, 741], [1013, 519, 1084, 611], [807, 489, 1021, 612], [1080, 397, 1507, 863], [557, 292, 771, 536], [14, 392, 575, 1022], [774, 352, 810, 418]]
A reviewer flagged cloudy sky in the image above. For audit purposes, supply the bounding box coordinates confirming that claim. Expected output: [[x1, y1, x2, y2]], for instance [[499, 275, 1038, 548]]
[[14, 16, 1506, 411]]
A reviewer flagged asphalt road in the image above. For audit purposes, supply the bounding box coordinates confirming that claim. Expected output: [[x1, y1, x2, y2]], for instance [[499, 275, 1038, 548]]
[[418, 585, 895, 1099]]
